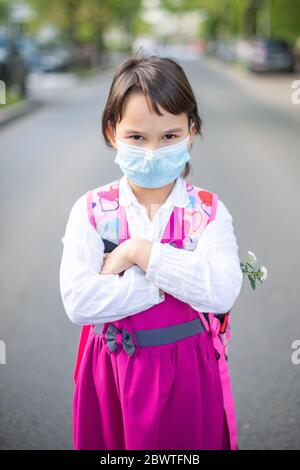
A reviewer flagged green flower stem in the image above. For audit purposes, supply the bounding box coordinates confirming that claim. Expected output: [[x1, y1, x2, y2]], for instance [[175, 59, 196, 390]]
[[246, 262, 256, 269]]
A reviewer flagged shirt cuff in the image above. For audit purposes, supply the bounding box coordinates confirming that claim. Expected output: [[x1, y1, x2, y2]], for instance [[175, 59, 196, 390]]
[[123, 264, 165, 308], [145, 241, 164, 285]]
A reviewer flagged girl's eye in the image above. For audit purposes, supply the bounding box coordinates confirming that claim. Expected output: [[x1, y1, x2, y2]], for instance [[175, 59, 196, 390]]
[[128, 135, 144, 141], [164, 134, 177, 140]]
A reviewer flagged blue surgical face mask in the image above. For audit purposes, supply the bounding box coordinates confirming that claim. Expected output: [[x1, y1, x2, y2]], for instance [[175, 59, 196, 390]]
[[113, 124, 194, 188]]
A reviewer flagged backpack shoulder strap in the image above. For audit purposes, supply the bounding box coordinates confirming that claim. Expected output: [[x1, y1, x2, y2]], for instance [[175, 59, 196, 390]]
[[87, 179, 121, 241], [182, 181, 218, 251], [207, 192, 218, 225], [73, 180, 121, 385]]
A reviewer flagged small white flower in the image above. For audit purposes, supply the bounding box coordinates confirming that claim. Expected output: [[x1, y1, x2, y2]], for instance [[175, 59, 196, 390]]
[[247, 251, 257, 264], [260, 266, 268, 281]]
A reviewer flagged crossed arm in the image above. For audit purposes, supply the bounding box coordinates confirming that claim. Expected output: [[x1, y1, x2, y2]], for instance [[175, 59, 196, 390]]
[[101, 237, 153, 275]]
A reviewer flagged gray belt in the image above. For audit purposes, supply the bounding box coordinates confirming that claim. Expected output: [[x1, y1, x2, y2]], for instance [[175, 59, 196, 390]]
[[93, 317, 206, 357]]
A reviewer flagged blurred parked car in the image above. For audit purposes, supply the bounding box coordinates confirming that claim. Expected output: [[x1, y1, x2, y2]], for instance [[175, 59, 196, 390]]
[[235, 39, 253, 65], [213, 39, 238, 63], [16, 36, 43, 71], [248, 38, 295, 73], [36, 45, 74, 73], [0, 32, 28, 97]]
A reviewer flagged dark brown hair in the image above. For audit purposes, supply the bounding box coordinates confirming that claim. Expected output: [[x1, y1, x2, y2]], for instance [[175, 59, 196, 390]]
[[101, 47, 203, 179]]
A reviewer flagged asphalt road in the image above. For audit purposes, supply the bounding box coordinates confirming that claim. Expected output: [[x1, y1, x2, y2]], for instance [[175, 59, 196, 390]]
[[0, 55, 299, 449]]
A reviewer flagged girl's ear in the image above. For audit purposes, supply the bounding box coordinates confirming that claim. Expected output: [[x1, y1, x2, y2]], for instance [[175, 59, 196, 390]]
[[106, 121, 117, 148]]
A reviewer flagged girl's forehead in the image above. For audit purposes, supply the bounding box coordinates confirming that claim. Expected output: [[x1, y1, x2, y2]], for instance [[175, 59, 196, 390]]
[[118, 93, 187, 129]]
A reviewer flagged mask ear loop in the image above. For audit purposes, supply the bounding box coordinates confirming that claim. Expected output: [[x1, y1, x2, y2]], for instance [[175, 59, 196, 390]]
[[188, 122, 195, 150]]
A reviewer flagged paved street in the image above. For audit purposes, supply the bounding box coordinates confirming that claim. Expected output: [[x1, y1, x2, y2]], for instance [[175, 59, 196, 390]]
[[0, 55, 299, 449]]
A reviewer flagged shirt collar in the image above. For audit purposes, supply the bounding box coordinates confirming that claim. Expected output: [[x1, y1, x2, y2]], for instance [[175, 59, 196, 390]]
[[119, 174, 190, 209]]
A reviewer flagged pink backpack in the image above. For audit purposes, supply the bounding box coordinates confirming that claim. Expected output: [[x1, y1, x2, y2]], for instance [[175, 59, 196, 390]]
[[73, 178, 237, 450]]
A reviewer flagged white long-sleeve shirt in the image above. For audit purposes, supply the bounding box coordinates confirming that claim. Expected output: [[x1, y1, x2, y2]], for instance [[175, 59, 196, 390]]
[[59, 174, 243, 332]]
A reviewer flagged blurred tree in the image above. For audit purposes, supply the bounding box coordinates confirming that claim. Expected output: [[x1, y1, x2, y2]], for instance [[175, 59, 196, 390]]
[[161, 0, 256, 39], [0, 0, 10, 24], [269, 0, 300, 43], [161, 0, 300, 43], [242, 0, 258, 38], [27, 0, 143, 52], [104, 0, 143, 51]]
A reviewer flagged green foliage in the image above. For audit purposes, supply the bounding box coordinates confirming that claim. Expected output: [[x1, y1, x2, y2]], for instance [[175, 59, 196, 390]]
[[25, 0, 143, 48], [3, 0, 299, 49], [0, 0, 10, 22], [161, 0, 300, 44], [270, 0, 300, 43]]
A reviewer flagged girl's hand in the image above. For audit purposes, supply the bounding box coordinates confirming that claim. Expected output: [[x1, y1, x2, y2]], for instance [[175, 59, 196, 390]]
[[100, 239, 135, 275], [100, 238, 166, 297]]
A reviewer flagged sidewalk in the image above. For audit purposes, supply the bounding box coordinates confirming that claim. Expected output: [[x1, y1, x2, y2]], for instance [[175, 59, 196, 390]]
[[203, 55, 300, 122], [0, 98, 44, 128]]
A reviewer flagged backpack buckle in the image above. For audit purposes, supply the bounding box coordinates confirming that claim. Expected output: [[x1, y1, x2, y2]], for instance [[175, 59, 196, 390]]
[[219, 312, 230, 334], [203, 312, 230, 335]]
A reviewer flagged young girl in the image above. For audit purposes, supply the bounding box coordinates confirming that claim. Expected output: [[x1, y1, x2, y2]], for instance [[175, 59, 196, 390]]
[[60, 50, 243, 450]]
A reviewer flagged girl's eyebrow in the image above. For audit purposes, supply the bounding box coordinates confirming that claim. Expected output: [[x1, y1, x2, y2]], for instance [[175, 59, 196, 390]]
[[124, 127, 183, 133]]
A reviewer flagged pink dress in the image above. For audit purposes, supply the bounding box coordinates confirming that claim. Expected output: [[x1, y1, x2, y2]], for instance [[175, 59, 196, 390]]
[[72, 204, 231, 450]]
